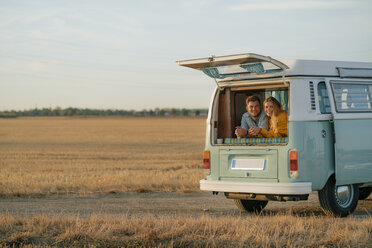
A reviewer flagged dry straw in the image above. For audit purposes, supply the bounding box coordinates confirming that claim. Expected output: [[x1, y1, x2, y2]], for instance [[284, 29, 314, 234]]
[[0, 213, 371, 247], [0, 117, 205, 196]]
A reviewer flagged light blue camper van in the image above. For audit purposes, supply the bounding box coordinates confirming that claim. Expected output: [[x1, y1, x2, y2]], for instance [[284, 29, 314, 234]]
[[178, 53, 372, 217]]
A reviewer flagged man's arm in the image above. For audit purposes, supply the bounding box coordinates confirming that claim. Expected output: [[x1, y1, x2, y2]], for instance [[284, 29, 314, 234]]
[[258, 112, 269, 130], [240, 112, 250, 131], [235, 126, 248, 138], [248, 126, 261, 136], [236, 112, 256, 138]]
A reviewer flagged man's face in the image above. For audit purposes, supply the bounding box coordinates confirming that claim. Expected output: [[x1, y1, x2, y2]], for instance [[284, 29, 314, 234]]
[[246, 100, 261, 118]]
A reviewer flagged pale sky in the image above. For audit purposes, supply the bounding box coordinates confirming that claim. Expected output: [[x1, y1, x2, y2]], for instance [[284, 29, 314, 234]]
[[1, 0, 372, 110]]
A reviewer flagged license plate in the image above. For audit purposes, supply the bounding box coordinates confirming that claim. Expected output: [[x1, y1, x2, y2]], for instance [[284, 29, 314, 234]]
[[231, 159, 265, 171]]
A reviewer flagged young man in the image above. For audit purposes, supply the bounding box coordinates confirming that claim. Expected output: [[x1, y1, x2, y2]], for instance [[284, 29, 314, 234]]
[[235, 95, 269, 138]]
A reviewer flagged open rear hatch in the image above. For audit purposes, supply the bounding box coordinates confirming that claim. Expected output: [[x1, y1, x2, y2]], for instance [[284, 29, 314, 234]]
[[178, 53, 288, 181], [177, 53, 289, 87]]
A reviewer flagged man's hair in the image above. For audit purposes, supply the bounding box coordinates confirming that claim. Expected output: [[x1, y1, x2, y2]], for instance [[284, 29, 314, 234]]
[[246, 95, 261, 105]]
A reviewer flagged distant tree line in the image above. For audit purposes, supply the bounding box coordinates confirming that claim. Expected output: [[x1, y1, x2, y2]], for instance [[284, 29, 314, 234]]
[[0, 107, 208, 118]]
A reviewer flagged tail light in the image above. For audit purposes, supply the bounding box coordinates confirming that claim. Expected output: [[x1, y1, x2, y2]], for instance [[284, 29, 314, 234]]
[[289, 150, 298, 178], [203, 150, 210, 175]]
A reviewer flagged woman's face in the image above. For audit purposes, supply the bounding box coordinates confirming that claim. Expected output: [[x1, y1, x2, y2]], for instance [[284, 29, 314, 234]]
[[265, 101, 274, 117]]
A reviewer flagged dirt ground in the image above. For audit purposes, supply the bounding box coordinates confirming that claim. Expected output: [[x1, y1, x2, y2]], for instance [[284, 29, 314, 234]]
[[1, 192, 371, 219]]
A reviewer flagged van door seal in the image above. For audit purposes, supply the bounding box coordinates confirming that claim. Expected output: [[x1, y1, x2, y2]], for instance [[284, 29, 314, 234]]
[[329, 119, 336, 143]]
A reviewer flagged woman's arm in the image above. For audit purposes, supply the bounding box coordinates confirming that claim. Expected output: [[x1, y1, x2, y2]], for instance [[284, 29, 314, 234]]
[[275, 112, 288, 137], [260, 112, 288, 138]]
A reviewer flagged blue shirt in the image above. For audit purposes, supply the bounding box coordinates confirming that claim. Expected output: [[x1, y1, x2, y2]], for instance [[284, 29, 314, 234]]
[[240, 111, 269, 130]]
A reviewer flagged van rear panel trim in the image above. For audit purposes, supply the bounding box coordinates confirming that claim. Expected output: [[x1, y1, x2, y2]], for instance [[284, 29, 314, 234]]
[[200, 179, 312, 195]]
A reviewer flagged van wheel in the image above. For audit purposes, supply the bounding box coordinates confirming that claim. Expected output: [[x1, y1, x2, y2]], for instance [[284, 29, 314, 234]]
[[318, 176, 359, 217], [233, 199, 268, 213], [359, 187, 372, 200]]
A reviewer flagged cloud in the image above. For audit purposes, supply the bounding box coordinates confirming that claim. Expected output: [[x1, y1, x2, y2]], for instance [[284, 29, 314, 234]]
[[229, 1, 364, 11], [18, 59, 60, 74], [0, 65, 12, 73], [67, 11, 146, 35], [181, 0, 209, 7], [0, 11, 56, 28]]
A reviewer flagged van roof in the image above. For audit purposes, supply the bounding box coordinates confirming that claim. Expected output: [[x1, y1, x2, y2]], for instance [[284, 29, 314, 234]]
[[282, 59, 372, 78], [177, 53, 372, 81]]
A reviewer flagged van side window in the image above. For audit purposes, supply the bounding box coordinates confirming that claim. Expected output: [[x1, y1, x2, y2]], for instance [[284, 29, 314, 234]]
[[317, 82, 331, 114], [331, 82, 372, 112]]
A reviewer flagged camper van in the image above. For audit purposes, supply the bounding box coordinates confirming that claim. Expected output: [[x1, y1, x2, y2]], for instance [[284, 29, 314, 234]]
[[177, 53, 372, 217]]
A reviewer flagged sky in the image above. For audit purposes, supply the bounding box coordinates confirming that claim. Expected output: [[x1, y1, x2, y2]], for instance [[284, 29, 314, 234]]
[[1, 0, 372, 111]]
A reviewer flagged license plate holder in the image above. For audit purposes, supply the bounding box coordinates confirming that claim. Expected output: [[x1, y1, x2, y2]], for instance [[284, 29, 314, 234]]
[[231, 159, 265, 171]]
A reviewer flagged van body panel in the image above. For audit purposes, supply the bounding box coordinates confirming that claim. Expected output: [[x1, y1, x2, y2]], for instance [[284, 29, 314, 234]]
[[325, 79, 372, 186], [287, 121, 334, 190], [333, 119, 372, 185], [289, 78, 325, 121]]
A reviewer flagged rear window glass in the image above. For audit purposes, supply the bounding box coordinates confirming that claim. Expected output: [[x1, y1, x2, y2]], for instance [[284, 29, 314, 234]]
[[202, 62, 283, 79], [318, 82, 331, 114], [331, 81, 372, 112]]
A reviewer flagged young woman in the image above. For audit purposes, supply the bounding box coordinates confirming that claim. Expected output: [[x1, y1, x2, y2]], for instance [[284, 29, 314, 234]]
[[249, 96, 288, 138]]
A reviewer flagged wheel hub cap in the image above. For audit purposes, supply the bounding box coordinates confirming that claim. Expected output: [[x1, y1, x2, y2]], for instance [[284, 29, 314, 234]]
[[335, 185, 353, 208]]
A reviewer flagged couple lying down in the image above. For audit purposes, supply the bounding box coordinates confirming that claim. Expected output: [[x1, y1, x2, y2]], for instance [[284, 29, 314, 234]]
[[235, 95, 288, 138]]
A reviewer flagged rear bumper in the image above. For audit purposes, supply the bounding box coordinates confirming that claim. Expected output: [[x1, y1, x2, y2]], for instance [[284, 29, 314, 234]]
[[200, 179, 312, 195]]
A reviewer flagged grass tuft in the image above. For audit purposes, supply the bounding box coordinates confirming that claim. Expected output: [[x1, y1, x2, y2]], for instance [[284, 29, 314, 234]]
[[0, 213, 371, 247]]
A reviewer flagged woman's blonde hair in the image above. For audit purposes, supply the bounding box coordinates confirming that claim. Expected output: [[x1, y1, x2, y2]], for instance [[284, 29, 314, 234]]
[[264, 96, 284, 132]]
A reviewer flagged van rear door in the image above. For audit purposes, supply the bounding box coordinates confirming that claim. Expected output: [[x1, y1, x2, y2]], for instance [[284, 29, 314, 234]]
[[177, 53, 289, 85], [327, 78, 372, 185], [177, 53, 288, 70]]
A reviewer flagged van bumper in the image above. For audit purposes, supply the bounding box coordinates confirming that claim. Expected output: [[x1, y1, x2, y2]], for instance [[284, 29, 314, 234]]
[[200, 179, 312, 195]]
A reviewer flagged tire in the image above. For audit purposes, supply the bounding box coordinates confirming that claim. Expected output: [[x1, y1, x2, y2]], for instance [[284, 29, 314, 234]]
[[234, 199, 268, 213], [318, 176, 359, 217], [359, 187, 372, 200]]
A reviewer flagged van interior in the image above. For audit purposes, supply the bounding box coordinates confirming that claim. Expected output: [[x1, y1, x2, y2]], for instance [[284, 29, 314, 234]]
[[213, 85, 289, 144]]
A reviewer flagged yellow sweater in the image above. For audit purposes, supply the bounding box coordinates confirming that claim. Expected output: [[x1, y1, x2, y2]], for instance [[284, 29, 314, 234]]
[[260, 111, 288, 138]]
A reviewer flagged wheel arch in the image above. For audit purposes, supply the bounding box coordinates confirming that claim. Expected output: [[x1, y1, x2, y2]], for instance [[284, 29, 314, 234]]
[[315, 171, 335, 191]]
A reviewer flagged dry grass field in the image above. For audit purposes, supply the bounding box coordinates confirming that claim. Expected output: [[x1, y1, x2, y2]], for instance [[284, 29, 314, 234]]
[[1, 117, 371, 247], [1, 213, 372, 247], [0, 117, 205, 196]]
